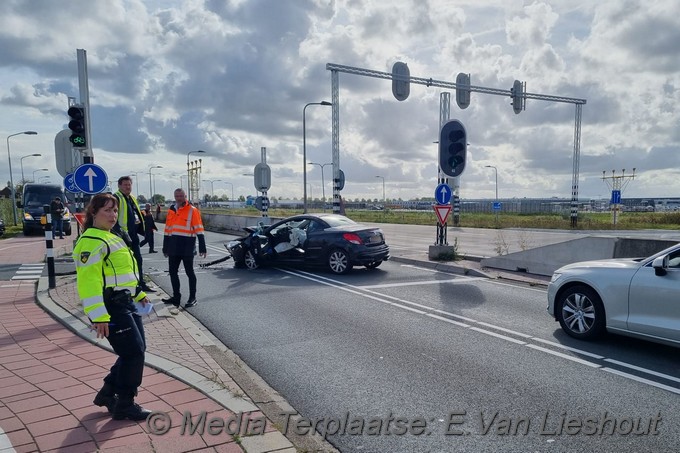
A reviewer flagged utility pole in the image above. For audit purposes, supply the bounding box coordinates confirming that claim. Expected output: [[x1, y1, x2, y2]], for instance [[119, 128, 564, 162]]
[[602, 168, 635, 226]]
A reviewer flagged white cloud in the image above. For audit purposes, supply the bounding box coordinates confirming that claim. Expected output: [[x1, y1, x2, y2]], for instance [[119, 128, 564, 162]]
[[1, 0, 679, 203]]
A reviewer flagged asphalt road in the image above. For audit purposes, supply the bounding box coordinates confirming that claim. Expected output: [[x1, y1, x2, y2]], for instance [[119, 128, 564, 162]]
[[146, 228, 679, 453]]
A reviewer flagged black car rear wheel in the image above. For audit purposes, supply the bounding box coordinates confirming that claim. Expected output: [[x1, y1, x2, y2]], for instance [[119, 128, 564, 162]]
[[557, 285, 605, 340], [328, 249, 353, 274]]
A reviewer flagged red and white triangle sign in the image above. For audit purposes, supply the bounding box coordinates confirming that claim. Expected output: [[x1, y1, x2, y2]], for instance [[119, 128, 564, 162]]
[[433, 204, 452, 225]]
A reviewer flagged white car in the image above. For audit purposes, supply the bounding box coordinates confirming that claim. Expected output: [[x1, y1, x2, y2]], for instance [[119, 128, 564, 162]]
[[547, 243, 680, 347]]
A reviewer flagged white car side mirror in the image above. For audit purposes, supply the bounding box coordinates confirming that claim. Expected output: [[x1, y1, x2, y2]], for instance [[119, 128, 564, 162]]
[[652, 256, 668, 276]]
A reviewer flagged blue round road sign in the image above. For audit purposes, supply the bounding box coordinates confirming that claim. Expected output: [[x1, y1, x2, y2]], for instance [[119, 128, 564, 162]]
[[435, 183, 452, 205], [64, 173, 78, 193], [73, 163, 108, 194]]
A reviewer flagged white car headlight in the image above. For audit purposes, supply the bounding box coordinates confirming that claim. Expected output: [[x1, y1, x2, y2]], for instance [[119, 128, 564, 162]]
[[550, 272, 562, 283]]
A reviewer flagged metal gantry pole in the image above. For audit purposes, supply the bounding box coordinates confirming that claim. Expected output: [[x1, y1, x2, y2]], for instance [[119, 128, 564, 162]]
[[331, 70, 340, 214], [326, 62, 587, 227], [570, 104, 583, 228]]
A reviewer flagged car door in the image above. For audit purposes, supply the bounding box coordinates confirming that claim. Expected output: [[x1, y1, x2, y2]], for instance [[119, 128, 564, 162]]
[[301, 219, 327, 262], [627, 249, 680, 342]]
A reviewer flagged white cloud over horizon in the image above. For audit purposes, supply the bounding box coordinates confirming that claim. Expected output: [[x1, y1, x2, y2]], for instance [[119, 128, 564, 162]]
[[1, 0, 679, 203]]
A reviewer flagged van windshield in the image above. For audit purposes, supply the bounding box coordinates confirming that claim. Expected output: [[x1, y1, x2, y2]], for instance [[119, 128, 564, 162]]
[[24, 189, 63, 208]]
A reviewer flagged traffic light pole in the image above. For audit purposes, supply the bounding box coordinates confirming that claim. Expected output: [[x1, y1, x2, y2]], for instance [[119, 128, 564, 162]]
[[76, 49, 93, 162], [437, 93, 450, 246]]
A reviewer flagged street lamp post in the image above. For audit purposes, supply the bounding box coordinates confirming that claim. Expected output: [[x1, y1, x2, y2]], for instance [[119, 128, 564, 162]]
[[308, 162, 332, 212], [129, 171, 141, 198], [6, 131, 38, 225], [375, 176, 385, 206], [32, 168, 49, 182], [222, 182, 234, 203], [204, 179, 222, 200], [485, 165, 498, 221], [302, 101, 332, 213], [148, 165, 162, 204], [20, 153, 41, 183], [187, 150, 206, 202]]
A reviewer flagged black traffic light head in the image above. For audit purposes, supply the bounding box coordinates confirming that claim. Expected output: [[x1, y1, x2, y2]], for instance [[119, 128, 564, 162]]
[[67, 105, 87, 148], [439, 120, 467, 177]]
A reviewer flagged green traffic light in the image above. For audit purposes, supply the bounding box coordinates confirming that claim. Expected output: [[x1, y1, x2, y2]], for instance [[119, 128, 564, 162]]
[[70, 134, 87, 147]]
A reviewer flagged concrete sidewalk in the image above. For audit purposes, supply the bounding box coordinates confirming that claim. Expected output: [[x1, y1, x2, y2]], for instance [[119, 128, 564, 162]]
[[0, 235, 335, 453]]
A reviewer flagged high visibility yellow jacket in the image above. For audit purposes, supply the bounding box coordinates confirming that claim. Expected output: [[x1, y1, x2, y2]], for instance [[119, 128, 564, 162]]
[[114, 190, 144, 235], [162, 202, 207, 256], [73, 227, 147, 323]]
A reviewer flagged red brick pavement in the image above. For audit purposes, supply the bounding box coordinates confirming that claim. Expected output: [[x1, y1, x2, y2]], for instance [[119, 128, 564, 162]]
[[0, 236, 296, 452]]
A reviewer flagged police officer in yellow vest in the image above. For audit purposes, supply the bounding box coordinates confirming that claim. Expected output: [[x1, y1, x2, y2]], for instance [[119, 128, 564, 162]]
[[73, 193, 153, 421], [113, 175, 156, 293]]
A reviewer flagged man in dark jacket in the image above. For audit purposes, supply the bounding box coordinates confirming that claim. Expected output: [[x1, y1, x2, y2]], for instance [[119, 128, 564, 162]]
[[50, 196, 65, 239], [113, 176, 156, 293], [161, 188, 206, 308]]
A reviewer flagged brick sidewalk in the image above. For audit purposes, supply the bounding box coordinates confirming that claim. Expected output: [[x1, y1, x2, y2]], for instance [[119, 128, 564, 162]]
[[0, 236, 298, 453]]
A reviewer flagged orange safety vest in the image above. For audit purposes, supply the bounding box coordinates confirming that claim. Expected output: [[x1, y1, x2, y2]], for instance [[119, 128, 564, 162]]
[[163, 203, 206, 256]]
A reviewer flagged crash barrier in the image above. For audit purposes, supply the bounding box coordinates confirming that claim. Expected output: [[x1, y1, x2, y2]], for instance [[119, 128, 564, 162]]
[[480, 236, 678, 276]]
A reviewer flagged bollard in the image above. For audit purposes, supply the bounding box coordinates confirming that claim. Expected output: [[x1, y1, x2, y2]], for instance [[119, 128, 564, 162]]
[[43, 205, 56, 289]]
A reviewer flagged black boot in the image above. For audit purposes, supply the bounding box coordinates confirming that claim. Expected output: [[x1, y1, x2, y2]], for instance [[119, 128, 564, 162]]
[[93, 383, 116, 413], [112, 396, 152, 421]]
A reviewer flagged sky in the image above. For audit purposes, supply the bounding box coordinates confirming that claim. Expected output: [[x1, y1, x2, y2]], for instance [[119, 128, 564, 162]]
[[1, 0, 679, 203]]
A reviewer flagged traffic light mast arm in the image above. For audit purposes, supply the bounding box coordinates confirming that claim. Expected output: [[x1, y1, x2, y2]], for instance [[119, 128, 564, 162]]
[[325, 63, 586, 105]]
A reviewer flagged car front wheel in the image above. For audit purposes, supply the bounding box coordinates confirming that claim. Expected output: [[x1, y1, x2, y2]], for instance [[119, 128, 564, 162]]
[[244, 250, 259, 270], [557, 285, 605, 340], [328, 249, 353, 274]]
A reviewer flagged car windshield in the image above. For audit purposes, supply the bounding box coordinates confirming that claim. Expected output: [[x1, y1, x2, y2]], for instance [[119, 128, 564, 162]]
[[321, 215, 357, 227]]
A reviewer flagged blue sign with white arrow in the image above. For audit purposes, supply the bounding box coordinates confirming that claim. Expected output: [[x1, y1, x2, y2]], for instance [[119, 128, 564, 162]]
[[73, 163, 108, 194], [434, 183, 452, 205]]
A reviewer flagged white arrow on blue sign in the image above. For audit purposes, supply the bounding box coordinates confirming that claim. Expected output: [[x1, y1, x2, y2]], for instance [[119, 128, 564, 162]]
[[73, 163, 108, 194], [434, 183, 452, 205]]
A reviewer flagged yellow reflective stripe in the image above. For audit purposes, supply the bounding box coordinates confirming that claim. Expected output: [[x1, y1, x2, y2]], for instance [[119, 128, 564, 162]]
[[107, 239, 128, 253], [117, 193, 129, 232], [104, 273, 138, 286], [85, 304, 109, 321], [75, 246, 106, 267], [82, 294, 104, 306]]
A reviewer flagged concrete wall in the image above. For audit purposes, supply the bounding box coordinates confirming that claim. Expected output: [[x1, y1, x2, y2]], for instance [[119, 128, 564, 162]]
[[480, 236, 677, 276], [158, 211, 283, 236]]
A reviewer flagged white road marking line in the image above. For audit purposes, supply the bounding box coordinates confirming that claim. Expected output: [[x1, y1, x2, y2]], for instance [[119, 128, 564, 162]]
[[530, 337, 605, 359], [525, 344, 601, 368], [602, 368, 680, 395], [283, 267, 680, 394], [358, 278, 485, 289], [470, 327, 527, 345], [604, 359, 680, 384]]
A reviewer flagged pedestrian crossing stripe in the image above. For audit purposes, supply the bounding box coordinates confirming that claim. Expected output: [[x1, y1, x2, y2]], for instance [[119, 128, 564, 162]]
[[11, 264, 45, 281]]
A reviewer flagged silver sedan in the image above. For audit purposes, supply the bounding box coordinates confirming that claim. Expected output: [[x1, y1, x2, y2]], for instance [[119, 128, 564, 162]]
[[547, 243, 680, 347]]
